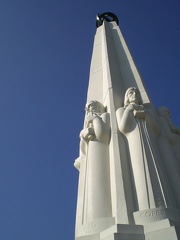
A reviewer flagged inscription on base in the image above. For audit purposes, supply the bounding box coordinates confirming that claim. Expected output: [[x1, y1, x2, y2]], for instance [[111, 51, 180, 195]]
[[140, 209, 165, 220]]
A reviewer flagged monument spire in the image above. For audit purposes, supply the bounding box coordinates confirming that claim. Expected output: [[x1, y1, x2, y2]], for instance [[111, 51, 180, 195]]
[[74, 12, 180, 240]]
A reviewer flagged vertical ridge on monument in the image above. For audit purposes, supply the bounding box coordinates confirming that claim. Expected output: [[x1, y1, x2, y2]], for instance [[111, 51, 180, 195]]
[[74, 12, 180, 240]]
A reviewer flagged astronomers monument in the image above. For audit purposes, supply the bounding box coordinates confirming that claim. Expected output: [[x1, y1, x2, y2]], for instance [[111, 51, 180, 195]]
[[74, 13, 180, 240]]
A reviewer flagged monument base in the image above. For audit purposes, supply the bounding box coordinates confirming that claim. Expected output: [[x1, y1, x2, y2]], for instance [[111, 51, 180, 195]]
[[76, 219, 180, 240], [76, 217, 115, 238], [76, 224, 144, 240], [133, 207, 180, 224], [144, 219, 180, 240]]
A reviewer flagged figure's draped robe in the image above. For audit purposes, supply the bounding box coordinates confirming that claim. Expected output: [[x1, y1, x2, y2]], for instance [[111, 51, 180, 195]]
[[82, 112, 112, 223], [157, 113, 180, 208], [116, 107, 167, 211]]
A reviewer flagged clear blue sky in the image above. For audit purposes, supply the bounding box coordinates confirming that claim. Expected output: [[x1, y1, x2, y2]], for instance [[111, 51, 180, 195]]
[[0, 1, 180, 239]]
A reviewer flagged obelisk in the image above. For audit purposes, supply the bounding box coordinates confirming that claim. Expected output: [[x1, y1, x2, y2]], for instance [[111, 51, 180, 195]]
[[74, 12, 180, 240]]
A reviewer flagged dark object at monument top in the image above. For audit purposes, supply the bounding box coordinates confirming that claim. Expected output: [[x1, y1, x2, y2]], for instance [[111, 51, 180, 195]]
[[96, 12, 119, 28]]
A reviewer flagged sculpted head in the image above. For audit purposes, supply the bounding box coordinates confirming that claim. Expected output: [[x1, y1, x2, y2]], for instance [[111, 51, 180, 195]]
[[124, 87, 142, 107], [85, 100, 105, 115], [157, 106, 171, 118]]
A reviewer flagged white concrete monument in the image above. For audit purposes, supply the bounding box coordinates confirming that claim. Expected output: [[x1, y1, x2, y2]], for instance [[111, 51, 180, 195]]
[[74, 12, 180, 240]]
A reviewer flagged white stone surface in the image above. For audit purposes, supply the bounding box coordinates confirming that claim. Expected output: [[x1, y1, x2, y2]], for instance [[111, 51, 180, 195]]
[[100, 224, 144, 239], [74, 18, 180, 240], [134, 207, 180, 224], [116, 87, 167, 211], [145, 226, 180, 240]]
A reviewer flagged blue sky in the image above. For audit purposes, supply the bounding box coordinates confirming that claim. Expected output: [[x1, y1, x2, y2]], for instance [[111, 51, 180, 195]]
[[0, 1, 180, 239]]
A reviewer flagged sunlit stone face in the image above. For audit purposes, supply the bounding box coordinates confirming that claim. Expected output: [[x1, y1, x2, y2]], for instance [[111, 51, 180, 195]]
[[86, 102, 98, 114], [127, 88, 141, 105]]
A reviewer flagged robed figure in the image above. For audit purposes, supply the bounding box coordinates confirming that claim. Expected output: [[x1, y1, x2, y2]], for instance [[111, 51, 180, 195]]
[[74, 100, 112, 225], [116, 87, 169, 211]]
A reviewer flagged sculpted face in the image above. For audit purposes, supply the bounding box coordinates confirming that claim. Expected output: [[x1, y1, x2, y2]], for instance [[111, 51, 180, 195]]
[[127, 88, 141, 105], [157, 107, 171, 119], [164, 108, 170, 117], [86, 101, 98, 114], [85, 101, 105, 115]]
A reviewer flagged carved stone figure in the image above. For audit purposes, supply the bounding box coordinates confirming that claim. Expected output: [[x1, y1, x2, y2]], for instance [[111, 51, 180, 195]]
[[75, 13, 180, 239], [156, 107, 180, 207], [116, 87, 167, 211], [157, 106, 180, 137], [75, 100, 112, 224]]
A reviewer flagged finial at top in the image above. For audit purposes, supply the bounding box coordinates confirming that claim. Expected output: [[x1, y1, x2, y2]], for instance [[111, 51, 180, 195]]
[[96, 12, 119, 28]]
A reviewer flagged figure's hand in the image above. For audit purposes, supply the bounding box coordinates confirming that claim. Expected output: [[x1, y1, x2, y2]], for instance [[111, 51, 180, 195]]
[[86, 113, 98, 127], [86, 114, 95, 122], [126, 104, 146, 118], [80, 128, 95, 140], [126, 104, 135, 112], [126, 104, 143, 111]]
